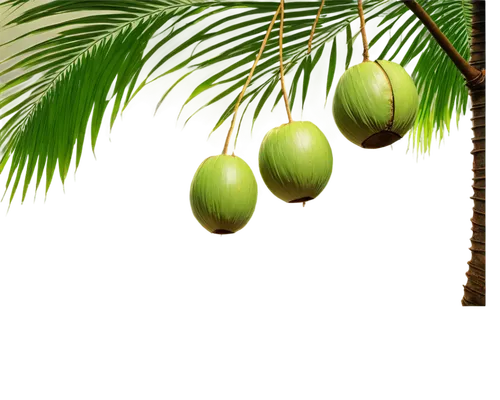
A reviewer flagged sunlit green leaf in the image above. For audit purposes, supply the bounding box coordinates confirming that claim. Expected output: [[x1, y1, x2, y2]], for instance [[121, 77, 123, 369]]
[[0, 0, 476, 203]]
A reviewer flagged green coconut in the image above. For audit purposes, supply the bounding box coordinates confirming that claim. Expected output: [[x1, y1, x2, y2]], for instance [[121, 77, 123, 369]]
[[333, 60, 419, 149], [259, 121, 333, 204], [190, 154, 258, 234]]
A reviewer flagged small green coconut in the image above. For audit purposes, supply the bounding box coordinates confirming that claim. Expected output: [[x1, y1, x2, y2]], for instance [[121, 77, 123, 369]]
[[190, 154, 258, 235], [259, 121, 333, 204], [333, 60, 419, 149]]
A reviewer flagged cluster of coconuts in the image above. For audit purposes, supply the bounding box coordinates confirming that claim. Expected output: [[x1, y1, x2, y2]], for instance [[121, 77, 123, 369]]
[[190, 120, 333, 235], [190, 59, 418, 235]]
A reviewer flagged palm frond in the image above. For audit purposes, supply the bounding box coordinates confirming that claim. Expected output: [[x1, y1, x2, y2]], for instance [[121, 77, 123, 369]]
[[0, 0, 378, 202], [0, 0, 211, 203], [143, 0, 391, 134], [370, 0, 472, 153], [0, 0, 474, 203]]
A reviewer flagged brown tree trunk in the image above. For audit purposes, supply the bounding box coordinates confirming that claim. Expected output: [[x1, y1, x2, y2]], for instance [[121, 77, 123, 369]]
[[462, 0, 486, 306], [401, 0, 488, 309]]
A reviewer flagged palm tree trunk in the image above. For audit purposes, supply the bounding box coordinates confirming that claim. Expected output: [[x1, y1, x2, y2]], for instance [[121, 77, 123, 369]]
[[462, 0, 486, 306], [402, 0, 488, 309]]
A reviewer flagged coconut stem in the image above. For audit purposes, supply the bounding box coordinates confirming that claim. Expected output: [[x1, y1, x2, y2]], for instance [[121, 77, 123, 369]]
[[222, 5, 281, 155], [308, 0, 325, 54], [358, 0, 370, 62], [279, 0, 293, 123], [402, 0, 483, 86]]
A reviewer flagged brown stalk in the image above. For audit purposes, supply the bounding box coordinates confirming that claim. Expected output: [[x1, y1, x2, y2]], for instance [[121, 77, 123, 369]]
[[279, 0, 293, 123], [222, 5, 281, 155], [358, 0, 370, 62], [402, 0, 483, 85], [308, 0, 326, 54]]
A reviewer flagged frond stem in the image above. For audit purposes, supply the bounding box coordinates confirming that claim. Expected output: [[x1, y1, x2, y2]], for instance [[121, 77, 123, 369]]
[[358, 0, 370, 62], [308, 0, 326, 54], [222, 5, 281, 155], [402, 0, 483, 85], [279, 0, 293, 123]]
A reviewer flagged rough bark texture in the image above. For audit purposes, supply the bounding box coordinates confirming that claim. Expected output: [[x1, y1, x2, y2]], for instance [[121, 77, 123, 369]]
[[462, 0, 486, 306], [401, 1, 486, 305]]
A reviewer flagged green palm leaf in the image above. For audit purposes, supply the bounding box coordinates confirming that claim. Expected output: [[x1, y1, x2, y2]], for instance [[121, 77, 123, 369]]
[[370, 0, 472, 153], [0, 0, 473, 203]]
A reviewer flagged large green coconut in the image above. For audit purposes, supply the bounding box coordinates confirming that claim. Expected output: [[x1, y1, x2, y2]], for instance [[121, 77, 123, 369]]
[[259, 121, 333, 203], [190, 155, 258, 234], [333, 60, 419, 149]]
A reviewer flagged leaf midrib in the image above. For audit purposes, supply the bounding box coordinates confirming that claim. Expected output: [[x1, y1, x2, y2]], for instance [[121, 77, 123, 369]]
[[11, 4, 180, 127]]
